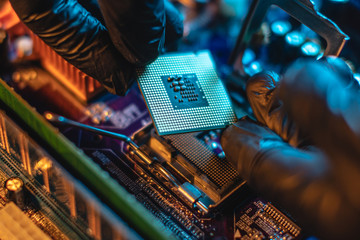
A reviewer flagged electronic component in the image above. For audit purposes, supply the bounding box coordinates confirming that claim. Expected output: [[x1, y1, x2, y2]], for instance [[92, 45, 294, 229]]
[[161, 73, 208, 109], [29, 32, 103, 102], [197, 130, 225, 159], [133, 125, 246, 211], [234, 199, 301, 240], [0, 96, 157, 240], [285, 31, 306, 62], [301, 41, 321, 58], [271, 20, 292, 37], [137, 51, 237, 135], [0, 202, 51, 240], [4, 177, 25, 209], [47, 113, 222, 214]]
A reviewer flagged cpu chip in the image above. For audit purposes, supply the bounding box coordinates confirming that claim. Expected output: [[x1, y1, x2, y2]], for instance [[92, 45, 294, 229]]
[[137, 51, 237, 135]]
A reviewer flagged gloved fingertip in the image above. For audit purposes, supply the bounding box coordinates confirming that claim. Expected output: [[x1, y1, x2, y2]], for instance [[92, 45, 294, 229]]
[[246, 71, 280, 124], [246, 71, 280, 97]]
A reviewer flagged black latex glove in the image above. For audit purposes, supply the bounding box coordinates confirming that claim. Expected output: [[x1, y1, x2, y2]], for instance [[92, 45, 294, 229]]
[[9, 0, 183, 95], [221, 58, 360, 239]]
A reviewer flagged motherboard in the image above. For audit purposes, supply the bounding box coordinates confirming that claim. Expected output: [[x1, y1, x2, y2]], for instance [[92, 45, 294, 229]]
[[0, 84, 303, 240]]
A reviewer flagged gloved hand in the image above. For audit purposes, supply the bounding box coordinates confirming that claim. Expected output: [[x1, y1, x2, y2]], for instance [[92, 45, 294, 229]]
[[9, 0, 183, 95], [221, 58, 360, 239]]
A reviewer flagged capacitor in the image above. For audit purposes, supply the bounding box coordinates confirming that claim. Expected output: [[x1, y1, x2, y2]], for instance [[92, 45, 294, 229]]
[[301, 41, 321, 58], [5, 177, 25, 209], [271, 20, 292, 37]]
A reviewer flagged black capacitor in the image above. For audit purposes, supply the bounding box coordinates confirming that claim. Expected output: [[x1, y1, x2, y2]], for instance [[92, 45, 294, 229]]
[[0, 28, 10, 73], [5, 177, 25, 209]]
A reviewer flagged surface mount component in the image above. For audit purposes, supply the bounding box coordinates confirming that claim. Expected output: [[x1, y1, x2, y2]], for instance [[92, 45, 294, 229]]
[[235, 199, 301, 239], [137, 51, 237, 135], [4, 177, 25, 209]]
